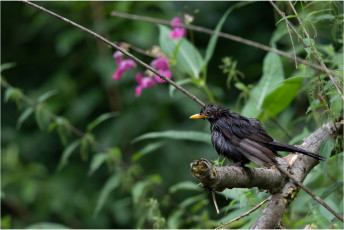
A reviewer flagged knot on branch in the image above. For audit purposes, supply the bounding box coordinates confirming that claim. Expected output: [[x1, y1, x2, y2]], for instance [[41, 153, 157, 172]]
[[190, 158, 217, 180]]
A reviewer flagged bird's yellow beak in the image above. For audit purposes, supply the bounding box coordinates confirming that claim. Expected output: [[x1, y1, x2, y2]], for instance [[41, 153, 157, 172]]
[[189, 114, 207, 119]]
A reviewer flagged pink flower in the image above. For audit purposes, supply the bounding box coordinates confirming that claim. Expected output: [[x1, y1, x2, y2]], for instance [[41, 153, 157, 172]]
[[113, 51, 123, 65], [150, 57, 172, 83], [151, 56, 169, 70], [153, 69, 171, 83], [170, 28, 187, 39], [112, 59, 136, 80], [135, 72, 156, 97], [170, 17, 186, 39], [171, 17, 183, 29]]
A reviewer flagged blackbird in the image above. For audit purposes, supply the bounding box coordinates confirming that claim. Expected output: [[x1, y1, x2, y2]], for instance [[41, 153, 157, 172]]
[[190, 104, 325, 167]]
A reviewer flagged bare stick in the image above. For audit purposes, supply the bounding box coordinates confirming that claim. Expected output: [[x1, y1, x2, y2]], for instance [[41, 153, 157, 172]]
[[288, 1, 311, 39], [110, 11, 341, 78], [280, 9, 298, 68], [212, 191, 220, 214], [115, 42, 157, 58], [214, 198, 268, 229], [22, 1, 206, 107], [269, 1, 344, 101]]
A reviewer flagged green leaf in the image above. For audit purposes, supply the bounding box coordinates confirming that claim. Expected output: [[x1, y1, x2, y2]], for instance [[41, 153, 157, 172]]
[[57, 140, 81, 171], [94, 174, 120, 215], [320, 182, 344, 200], [303, 38, 315, 47], [241, 52, 284, 118], [0, 62, 16, 73], [319, 138, 335, 158], [4, 88, 13, 103], [169, 78, 191, 97], [270, 23, 289, 47], [167, 210, 183, 229], [49, 122, 57, 132], [80, 133, 95, 161], [35, 104, 51, 130], [191, 199, 208, 213], [1, 215, 11, 229], [225, 200, 237, 215], [26, 222, 70, 229], [131, 141, 164, 162], [330, 93, 342, 118], [180, 194, 207, 208], [169, 181, 201, 193], [294, 214, 313, 227], [158, 25, 204, 78], [55, 117, 71, 146], [203, 2, 252, 68], [132, 130, 211, 144], [17, 107, 34, 129], [148, 174, 163, 185], [307, 9, 331, 17], [234, 82, 247, 91], [275, 14, 300, 25], [319, 138, 335, 179], [306, 99, 326, 114], [263, 77, 303, 117], [289, 127, 311, 145], [314, 14, 335, 22], [89, 153, 108, 176], [37, 89, 58, 103], [87, 112, 118, 132], [4, 87, 23, 106], [304, 47, 311, 55], [132, 181, 151, 205], [172, 38, 184, 59]]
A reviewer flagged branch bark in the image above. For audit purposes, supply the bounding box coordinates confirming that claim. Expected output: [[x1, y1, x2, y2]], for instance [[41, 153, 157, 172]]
[[190, 121, 343, 228]]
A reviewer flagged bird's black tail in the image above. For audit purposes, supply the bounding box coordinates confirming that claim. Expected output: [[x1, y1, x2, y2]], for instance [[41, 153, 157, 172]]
[[269, 141, 326, 160]]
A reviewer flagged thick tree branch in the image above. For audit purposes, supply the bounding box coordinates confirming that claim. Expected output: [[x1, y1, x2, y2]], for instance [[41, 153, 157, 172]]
[[190, 121, 343, 228], [190, 158, 286, 192], [253, 121, 343, 228]]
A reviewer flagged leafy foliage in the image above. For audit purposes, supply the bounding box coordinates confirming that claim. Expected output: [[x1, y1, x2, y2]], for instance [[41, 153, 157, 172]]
[[1, 1, 343, 229]]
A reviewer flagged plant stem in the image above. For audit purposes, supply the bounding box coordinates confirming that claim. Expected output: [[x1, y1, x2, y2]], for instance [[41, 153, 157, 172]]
[[269, 0, 344, 101], [21, 0, 206, 108], [202, 84, 216, 103], [110, 11, 341, 78]]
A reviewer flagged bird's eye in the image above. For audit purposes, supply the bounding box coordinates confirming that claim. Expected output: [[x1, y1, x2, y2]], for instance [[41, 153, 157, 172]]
[[205, 111, 211, 116]]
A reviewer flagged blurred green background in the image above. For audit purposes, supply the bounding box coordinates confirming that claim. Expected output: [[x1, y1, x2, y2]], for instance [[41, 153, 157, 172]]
[[1, 1, 343, 229]]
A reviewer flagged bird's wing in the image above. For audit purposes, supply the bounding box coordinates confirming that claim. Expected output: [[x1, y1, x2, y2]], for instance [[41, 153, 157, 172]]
[[220, 115, 273, 143], [247, 118, 274, 143], [218, 117, 277, 167], [237, 138, 276, 167], [221, 128, 277, 167]]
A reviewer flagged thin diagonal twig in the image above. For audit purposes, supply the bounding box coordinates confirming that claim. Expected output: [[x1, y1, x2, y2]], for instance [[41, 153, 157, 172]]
[[21, 0, 206, 107], [288, 0, 311, 39], [274, 162, 344, 222], [269, 0, 344, 101], [110, 11, 341, 78], [115, 41, 157, 58], [214, 198, 268, 229], [281, 10, 298, 68]]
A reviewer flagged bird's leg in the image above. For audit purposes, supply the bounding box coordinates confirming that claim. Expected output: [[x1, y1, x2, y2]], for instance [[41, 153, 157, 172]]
[[232, 161, 247, 167]]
